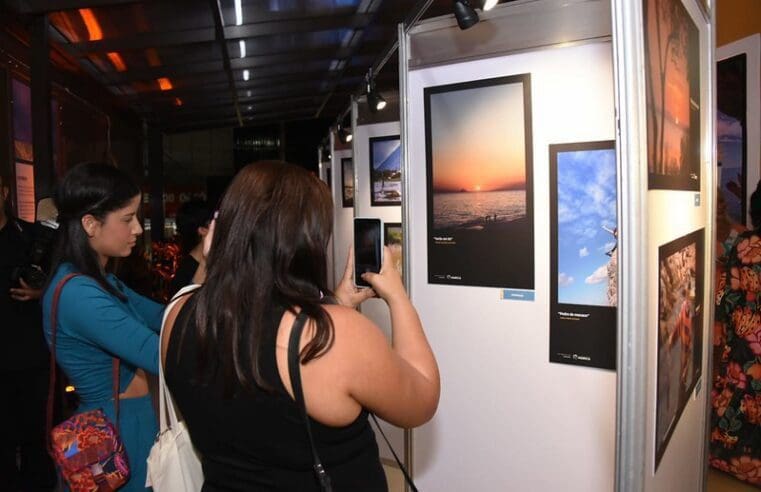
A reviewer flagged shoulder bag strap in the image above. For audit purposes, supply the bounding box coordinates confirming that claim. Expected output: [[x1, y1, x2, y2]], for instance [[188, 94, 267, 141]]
[[46, 273, 123, 449], [288, 312, 333, 492], [158, 284, 201, 432], [46, 273, 81, 449], [369, 414, 418, 491]]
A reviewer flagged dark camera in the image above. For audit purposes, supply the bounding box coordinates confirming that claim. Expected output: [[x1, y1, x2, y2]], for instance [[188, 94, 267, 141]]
[[11, 264, 47, 290], [10, 220, 57, 290]]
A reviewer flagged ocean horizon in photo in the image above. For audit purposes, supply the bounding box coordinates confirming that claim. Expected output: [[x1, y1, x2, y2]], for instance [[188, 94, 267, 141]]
[[432, 189, 526, 230]]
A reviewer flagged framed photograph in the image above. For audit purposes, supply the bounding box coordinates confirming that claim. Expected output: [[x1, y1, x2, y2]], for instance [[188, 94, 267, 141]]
[[425, 73, 534, 289], [341, 157, 354, 208], [384, 222, 403, 276], [655, 228, 704, 470], [369, 135, 401, 206], [549, 141, 617, 370], [644, 0, 701, 191], [717, 54, 747, 225]]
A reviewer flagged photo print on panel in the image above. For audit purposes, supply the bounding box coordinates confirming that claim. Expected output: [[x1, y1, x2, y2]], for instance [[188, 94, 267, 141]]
[[384, 222, 403, 277], [644, 0, 701, 190], [717, 54, 747, 225], [549, 141, 617, 370], [655, 228, 704, 470], [341, 157, 354, 208], [424, 74, 534, 289], [369, 136, 401, 206]]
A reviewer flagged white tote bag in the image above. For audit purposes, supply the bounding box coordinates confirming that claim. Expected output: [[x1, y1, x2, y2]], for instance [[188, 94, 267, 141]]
[[146, 286, 204, 491]]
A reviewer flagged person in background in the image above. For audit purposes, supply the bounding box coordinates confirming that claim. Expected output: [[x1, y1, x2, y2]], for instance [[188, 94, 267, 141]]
[[168, 199, 211, 299], [42, 162, 164, 491], [162, 161, 439, 491], [0, 171, 56, 491], [710, 181, 761, 486]]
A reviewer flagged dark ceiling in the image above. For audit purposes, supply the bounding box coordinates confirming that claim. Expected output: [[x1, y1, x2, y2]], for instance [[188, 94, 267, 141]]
[[2, 0, 471, 133]]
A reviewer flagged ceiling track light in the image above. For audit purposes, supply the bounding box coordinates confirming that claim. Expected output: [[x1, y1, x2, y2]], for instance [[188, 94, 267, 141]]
[[453, 0, 479, 30], [365, 70, 387, 113], [337, 124, 352, 144]]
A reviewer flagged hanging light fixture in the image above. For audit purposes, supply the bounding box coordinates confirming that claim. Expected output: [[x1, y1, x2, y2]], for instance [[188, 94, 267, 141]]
[[366, 70, 387, 113], [337, 123, 353, 144], [453, 0, 479, 30]]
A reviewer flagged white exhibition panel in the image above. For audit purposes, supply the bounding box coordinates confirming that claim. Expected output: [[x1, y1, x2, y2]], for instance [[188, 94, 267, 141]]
[[407, 42, 616, 491], [353, 120, 403, 339], [331, 148, 354, 292], [352, 120, 405, 461], [643, 0, 712, 490], [319, 156, 335, 289]]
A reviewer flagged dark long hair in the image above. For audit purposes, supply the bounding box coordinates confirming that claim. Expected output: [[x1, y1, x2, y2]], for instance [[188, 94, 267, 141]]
[[175, 199, 211, 254], [46, 162, 141, 300], [190, 161, 335, 393]]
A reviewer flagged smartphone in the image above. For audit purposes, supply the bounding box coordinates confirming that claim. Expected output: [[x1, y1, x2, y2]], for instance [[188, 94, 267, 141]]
[[354, 217, 383, 288]]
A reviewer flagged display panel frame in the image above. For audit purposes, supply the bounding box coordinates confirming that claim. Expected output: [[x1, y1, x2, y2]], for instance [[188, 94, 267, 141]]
[[369, 135, 402, 207], [644, 0, 701, 191], [424, 73, 534, 289], [549, 140, 617, 370], [654, 228, 705, 471]]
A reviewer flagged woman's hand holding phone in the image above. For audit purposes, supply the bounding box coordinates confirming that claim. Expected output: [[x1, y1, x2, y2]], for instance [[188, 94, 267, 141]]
[[360, 246, 407, 307], [335, 246, 377, 308]]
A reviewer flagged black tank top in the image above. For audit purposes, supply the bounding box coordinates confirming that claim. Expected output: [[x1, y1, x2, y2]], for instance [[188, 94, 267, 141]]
[[164, 295, 387, 491]]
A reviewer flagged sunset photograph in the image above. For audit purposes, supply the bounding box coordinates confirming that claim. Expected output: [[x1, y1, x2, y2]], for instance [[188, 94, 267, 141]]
[[644, 0, 700, 190], [425, 74, 534, 289]]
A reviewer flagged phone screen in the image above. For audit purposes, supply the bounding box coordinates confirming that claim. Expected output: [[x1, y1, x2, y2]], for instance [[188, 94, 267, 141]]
[[354, 218, 382, 288]]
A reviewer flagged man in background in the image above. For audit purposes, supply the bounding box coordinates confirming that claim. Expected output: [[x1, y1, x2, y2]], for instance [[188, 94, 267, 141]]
[[0, 171, 56, 491]]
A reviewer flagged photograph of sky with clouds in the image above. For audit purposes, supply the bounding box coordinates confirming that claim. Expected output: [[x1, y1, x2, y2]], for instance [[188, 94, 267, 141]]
[[557, 147, 617, 307]]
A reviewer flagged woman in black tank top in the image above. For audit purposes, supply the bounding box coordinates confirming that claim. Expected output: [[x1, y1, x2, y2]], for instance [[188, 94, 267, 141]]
[[161, 161, 439, 491]]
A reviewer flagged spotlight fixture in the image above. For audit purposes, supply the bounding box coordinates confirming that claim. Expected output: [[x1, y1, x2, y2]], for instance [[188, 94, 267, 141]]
[[453, 0, 479, 30], [337, 124, 353, 144], [365, 72, 387, 113], [243, 69, 250, 81]]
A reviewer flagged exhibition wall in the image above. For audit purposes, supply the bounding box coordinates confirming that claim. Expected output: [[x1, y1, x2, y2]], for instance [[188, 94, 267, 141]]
[[642, 0, 712, 488], [329, 140, 354, 291], [406, 33, 616, 492], [610, 0, 716, 489], [350, 118, 405, 461]]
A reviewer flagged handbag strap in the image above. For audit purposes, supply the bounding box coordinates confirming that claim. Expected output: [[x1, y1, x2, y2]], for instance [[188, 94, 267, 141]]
[[288, 312, 333, 492], [158, 284, 201, 432], [46, 273, 121, 448], [370, 414, 418, 492]]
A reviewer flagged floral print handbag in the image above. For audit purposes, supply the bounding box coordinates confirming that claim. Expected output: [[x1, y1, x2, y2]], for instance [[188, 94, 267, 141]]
[[46, 273, 130, 491]]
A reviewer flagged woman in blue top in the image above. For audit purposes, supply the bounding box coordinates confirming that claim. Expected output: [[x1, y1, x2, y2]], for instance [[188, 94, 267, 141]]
[[42, 162, 163, 491]]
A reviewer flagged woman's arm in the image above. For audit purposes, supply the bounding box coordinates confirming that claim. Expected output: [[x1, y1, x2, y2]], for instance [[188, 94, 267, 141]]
[[118, 280, 165, 332], [60, 278, 160, 374], [331, 248, 439, 428]]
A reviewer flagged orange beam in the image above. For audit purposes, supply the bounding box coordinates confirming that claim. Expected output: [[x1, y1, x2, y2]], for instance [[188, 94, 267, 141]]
[[107, 52, 127, 72], [78, 8, 103, 41], [157, 77, 173, 91]]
